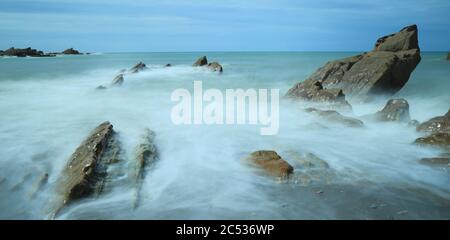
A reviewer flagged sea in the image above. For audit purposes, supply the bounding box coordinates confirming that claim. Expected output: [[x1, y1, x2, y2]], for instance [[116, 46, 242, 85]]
[[0, 52, 449, 219]]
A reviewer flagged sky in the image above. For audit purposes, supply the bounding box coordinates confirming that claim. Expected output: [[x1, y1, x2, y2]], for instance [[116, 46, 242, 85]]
[[0, 0, 449, 52]]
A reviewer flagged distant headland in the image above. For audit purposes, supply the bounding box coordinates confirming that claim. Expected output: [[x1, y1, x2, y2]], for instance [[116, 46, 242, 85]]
[[0, 47, 86, 57]]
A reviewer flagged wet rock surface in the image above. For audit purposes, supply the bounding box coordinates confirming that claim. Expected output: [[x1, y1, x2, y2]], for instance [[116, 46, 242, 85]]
[[286, 25, 421, 102], [286, 81, 353, 111], [130, 62, 147, 73], [247, 151, 294, 179], [132, 129, 158, 209], [305, 107, 364, 127], [193, 56, 208, 66], [416, 109, 450, 133], [111, 74, 124, 86], [364, 99, 411, 122], [53, 121, 119, 216], [207, 62, 223, 73]]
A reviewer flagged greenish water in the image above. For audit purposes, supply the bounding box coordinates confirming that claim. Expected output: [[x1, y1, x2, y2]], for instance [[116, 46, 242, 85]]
[[0, 52, 449, 219]]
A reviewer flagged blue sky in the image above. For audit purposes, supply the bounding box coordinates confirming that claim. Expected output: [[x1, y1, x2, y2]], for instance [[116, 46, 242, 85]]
[[1, 0, 449, 52]]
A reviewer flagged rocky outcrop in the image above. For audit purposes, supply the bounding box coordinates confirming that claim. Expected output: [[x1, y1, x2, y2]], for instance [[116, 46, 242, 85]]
[[165, 64, 172, 67], [286, 25, 421, 102], [446, 53, 450, 60], [247, 151, 293, 178], [287, 81, 352, 111], [53, 122, 121, 217], [62, 48, 82, 55], [0, 47, 55, 57], [416, 109, 450, 133], [132, 129, 158, 209], [305, 108, 364, 127], [364, 99, 411, 122], [193, 56, 208, 66], [130, 62, 147, 73], [96, 85, 107, 90], [207, 62, 223, 73], [111, 74, 124, 86], [414, 132, 450, 149]]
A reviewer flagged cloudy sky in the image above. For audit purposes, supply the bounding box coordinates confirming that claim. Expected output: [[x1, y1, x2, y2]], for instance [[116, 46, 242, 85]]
[[1, 0, 449, 52]]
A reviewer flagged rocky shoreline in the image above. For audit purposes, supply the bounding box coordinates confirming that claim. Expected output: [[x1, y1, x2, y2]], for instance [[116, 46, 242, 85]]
[[3, 25, 449, 219]]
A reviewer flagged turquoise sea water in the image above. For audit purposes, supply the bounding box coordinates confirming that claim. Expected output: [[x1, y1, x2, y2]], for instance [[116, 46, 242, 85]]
[[0, 52, 449, 219]]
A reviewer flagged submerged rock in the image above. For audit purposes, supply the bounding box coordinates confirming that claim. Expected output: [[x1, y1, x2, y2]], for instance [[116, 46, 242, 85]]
[[207, 62, 223, 73], [305, 107, 364, 127], [132, 129, 158, 209], [364, 99, 411, 122], [62, 48, 82, 55], [165, 63, 172, 67], [53, 121, 120, 217], [247, 151, 293, 178], [414, 132, 450, 149], [420, 157, 450, 169], [29, 173, 49, 199], [416, 109, 450, 133], [130, 62, 147, 73], [447, 53, 450, 60], [193, 56, 208, 66], [408, 119, 420, 127], [96, 85, 107, 90], [286, 25, 421, 102], [111, 74, 124, 86]]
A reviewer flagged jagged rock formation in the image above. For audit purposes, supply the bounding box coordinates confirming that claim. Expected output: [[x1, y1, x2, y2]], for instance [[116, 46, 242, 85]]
[[247, 151, 293, 178], [364, 99, 411, 122], [111, 74, 124, 86], [305, 107, 364, 127], [193, 56, 208, 66], [415, 132, 450, 149], [207, 62, 223, 73], [130, 62, 147, 73], [53, 122, 121, 217], [286, 25, 421, 102], [132, 129, 158, 209]]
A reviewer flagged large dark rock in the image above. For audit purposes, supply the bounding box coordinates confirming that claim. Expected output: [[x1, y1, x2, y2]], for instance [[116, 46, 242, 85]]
[[53, 121, 121, 217], [286, 25, 421, 102], [207, 62, 223, 73], [0, 47, 55, 57], [305, 108, 364, 127], [193, 56, 208, 66], [416, 109, 450, 133], [62, 48, 82, 55], [447, 53, 450, 60], [364, 99, 411, 122], [247, 151, 293, 179], [130, 62, 147, 73]]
